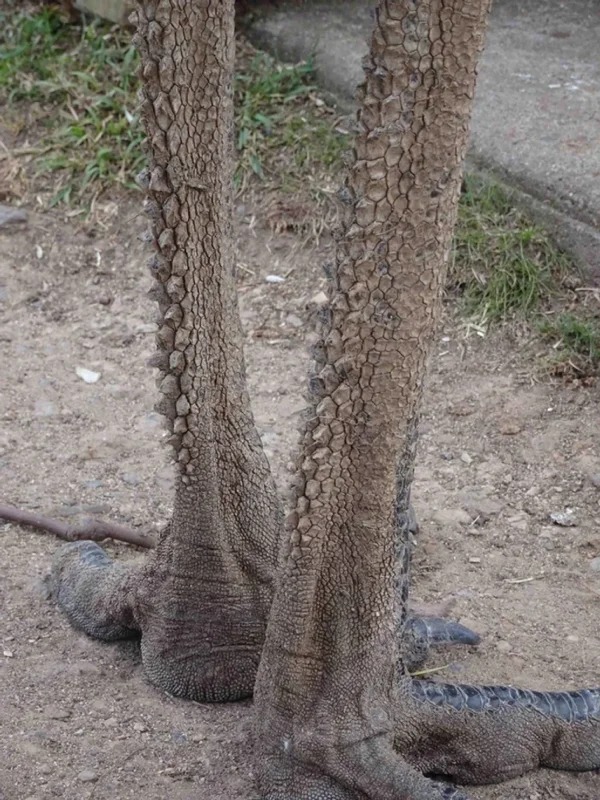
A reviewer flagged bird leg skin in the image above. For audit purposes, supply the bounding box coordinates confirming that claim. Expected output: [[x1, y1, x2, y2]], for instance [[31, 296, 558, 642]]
[[252, 1, 599, 798]]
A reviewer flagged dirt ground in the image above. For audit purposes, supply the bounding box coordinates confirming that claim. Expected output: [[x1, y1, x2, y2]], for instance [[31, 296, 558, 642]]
[[0, 191, 599, 800]]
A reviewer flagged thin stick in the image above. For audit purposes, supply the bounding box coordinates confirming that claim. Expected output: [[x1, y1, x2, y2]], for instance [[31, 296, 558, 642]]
[[0, 145, 54, 161], [410, 664, 450, 678], [0, 503, 156, 549], [504, 575, 544, 584]]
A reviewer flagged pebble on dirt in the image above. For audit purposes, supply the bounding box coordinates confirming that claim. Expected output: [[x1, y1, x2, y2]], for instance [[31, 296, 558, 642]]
[[77, 770, 99, 783], [45, 705, 71, 721], [121, 471, 142, 486], [0, 204, 28, 228], [75, 366, 102, 384], [549, 509, 577, 527]]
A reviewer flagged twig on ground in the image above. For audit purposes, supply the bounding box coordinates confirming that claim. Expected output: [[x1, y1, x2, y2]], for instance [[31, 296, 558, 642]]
[[410, 664, 451, 678], [0, 503, 156, 549], [0, 145, 54, 161]]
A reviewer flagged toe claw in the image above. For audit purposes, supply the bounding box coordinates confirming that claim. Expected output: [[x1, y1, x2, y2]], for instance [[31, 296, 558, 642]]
[[409, 616, 481, 648]]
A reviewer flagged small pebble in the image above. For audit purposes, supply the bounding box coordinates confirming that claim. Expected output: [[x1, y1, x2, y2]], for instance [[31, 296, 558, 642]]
[[309, 290, 328, 307], [75, 366, 101, 384], [590, 557, 600, 573], [34, 399, 57, 417], [121, 472, 141, 487], [77, 770, 98, 784], [0, 203, 28, 227], [45, 705, 71, 721], [549, 509, 577, 527]]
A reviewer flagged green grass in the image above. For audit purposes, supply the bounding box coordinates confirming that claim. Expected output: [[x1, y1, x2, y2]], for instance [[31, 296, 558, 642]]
[[450, 176, 600, 376], [233, 49, 347, 191], [450, 176, 571, 323], [539, 312, 600, 376], [1, 6, 347, 212], [1, 5, 144, 203]]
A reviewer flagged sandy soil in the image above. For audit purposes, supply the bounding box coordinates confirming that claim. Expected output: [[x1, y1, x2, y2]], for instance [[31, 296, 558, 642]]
[[0, 194, 599, 800]]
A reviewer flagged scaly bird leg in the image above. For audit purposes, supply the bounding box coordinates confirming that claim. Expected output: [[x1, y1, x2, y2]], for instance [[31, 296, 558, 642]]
[[47, 0, 282, 703], [253, 0, 599, 797], [253, 0, 494, 795]]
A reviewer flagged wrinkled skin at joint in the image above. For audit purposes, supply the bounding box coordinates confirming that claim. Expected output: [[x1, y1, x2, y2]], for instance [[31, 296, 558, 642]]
[[44, 1, 600, 799]]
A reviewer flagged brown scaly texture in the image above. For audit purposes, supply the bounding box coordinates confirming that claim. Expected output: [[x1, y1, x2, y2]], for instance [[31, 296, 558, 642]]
[[253, 2, 598, 799], [51, 0, 282, 703], [47, 1, 600, 796], [45, 0, 470, 702]]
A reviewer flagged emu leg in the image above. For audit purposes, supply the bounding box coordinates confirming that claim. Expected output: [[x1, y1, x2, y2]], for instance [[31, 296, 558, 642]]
[[49, 0, 282, 703], [253, 2, 599, 798]]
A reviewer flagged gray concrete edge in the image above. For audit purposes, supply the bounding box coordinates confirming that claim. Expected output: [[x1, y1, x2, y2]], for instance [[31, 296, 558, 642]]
[[463, 161, 600, 283]]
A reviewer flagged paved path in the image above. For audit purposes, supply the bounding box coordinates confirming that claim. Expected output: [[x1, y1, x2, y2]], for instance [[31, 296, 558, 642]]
[[247, 0, 600, 278]]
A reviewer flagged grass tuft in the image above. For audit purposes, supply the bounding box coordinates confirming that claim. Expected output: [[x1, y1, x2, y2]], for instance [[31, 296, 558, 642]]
[[234, 48, 347, 184], [1, 5, 144, 204], [539, 310, 600, 377], [450, 176, 570, 324], [233, 42, 349, 234]]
